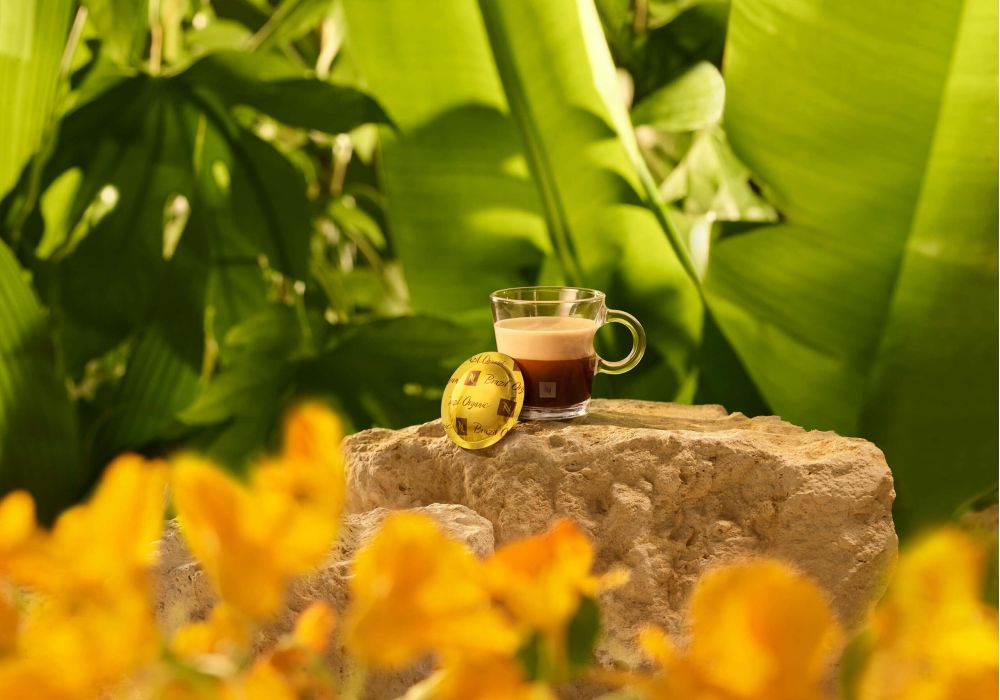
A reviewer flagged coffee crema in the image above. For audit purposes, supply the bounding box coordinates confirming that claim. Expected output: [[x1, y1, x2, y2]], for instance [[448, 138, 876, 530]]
[[493, 316, 598, 408]]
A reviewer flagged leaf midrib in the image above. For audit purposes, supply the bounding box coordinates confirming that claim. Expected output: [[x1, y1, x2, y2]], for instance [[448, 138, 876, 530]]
[[856, 0, 971, 415]]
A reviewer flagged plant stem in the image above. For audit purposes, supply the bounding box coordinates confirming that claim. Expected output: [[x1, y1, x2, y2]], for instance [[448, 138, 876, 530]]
[[148, 0, 163, 74]]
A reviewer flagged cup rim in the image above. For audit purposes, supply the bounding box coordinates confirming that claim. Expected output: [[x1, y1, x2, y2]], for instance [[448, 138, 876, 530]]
[[490, 286, 605, 304]]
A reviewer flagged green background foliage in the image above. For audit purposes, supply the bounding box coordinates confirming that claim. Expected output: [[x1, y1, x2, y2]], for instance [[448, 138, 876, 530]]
[[0, 0, 995, 533]]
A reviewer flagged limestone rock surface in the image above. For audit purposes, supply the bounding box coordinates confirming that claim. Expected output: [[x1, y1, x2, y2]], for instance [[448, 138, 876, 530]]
[[156, 503, 494, 698], [345, 399, 897, 646]]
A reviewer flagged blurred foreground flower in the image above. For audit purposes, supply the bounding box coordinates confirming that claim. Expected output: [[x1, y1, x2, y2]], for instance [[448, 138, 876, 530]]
[[486, 518, 625, 636], [625, 560, 843, 700], [344, 512, 519, 668], [0, 400, 994, 700], [853, 527, 998, 700], [406, 653, 555, 700], [0, 455, 167, 698], [172, 403, 345, 620]]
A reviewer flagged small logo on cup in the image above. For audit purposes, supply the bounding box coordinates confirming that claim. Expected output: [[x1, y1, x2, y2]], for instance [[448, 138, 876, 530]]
[[497, 399, 515, 417], [464, 371, 481, 386], [455, 417, 467, 436], [538, 381, 557, 398]]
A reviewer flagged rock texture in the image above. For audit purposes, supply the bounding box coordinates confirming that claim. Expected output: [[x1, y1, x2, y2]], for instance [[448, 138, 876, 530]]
[[157, 503, 494, 698], [345, 399, 897, 647]]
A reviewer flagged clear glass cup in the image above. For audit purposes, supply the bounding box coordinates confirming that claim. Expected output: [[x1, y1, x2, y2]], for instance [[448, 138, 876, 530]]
[[490, 286, 646, 420]]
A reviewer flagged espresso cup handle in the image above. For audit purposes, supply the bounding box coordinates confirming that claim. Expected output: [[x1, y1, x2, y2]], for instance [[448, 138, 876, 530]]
[[596, 309, 646, 375]]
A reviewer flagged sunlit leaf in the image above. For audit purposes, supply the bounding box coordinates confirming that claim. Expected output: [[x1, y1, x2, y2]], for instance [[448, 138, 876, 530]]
[[714, 0, 999, 530], [631, 61, 723, 132], [0, 0, 72, 199]]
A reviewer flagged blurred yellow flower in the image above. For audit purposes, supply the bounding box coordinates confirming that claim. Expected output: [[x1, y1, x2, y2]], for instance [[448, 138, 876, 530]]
[[484, 518, 618, 636], [633, 560, 843, 700], [256, 403, 346, 573], [856, 528, 998, 700], [0, 492, 36, 570], [293, 601, 337, 654], [412, 653, 556, 700], [170, 603, 253, 660], [344, 512, 519, 669], [0, 455, 166, 698], [283, 402, 346, 480], [171, 403, 346, 620], [8, 454, 166, 595], [223, 660, 297, 700], [172, 456, 289, 620]]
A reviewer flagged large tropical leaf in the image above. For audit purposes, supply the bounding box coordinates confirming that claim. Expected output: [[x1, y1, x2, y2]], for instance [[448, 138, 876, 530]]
[[1, 49, 391, 495], [24, 71, 310, 371], [0, 0, 72, 198], [10, 50, 389, 372], [342, 0, 703, 400], [478, 0, 708, 399], [713, 0, 999, 530], [0, 240, 79, 521], [340, 0, 552, 326]]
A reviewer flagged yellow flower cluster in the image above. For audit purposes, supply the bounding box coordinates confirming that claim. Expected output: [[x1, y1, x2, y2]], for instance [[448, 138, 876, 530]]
[[0, 401, 994, 700], [344, 513, 621, 697], [0, 403, 346, 700]]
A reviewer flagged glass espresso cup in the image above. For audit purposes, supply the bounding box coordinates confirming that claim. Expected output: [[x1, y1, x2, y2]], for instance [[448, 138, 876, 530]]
[[491, 287, 645, 420]]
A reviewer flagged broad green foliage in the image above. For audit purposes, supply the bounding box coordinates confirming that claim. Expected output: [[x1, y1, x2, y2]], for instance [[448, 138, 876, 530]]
[[340, 0, 553, 324], [0, 0, 72, 197], [0, 4, 437, 513], [342, 0, 705, 401], [715, 0, 999, 530], [0, 0, 995, 531]]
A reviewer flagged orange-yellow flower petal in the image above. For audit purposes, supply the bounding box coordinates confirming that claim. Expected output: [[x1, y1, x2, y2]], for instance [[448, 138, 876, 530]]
[[223, 659, 297, 700], [171, 405, 346, 620], [626, 561, 842, 700], [251, 456, 342, 573], [484, 518, 601, 634], [686, 560, 843, 700], [171, 456, 288, 620], [0, 661, 72, 700], [170, 603, 253, 660], [11, 455, 166, 595], [857, 528, 998, 700], [345, 512, 518, 669], [13, 582, 160, 696], [428, 653, 556, 700], [0, 456, 166, 699], [282, 402, 345, 479], [293, 601, 336, 654], [0, 492, 35, 556]]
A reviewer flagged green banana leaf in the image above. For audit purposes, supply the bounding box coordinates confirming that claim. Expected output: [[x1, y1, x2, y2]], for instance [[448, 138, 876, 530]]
[[0, 0, 72, 199], [0, 240, 79, 521], [340, 0, 552, 326], [713, 0, 999, 530], [341, 0, 703, 401]]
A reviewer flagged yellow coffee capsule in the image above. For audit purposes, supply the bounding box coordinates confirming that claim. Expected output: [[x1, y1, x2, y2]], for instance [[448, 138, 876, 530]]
[[441, 352, 524, 449]]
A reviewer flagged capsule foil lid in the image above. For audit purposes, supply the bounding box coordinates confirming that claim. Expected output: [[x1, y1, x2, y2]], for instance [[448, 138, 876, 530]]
[[441, 352, 524, 449]]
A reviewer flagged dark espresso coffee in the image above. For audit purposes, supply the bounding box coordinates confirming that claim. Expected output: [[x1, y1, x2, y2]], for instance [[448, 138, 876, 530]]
[[513, 356, 598, 406], [493, 317, 598, 409]]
